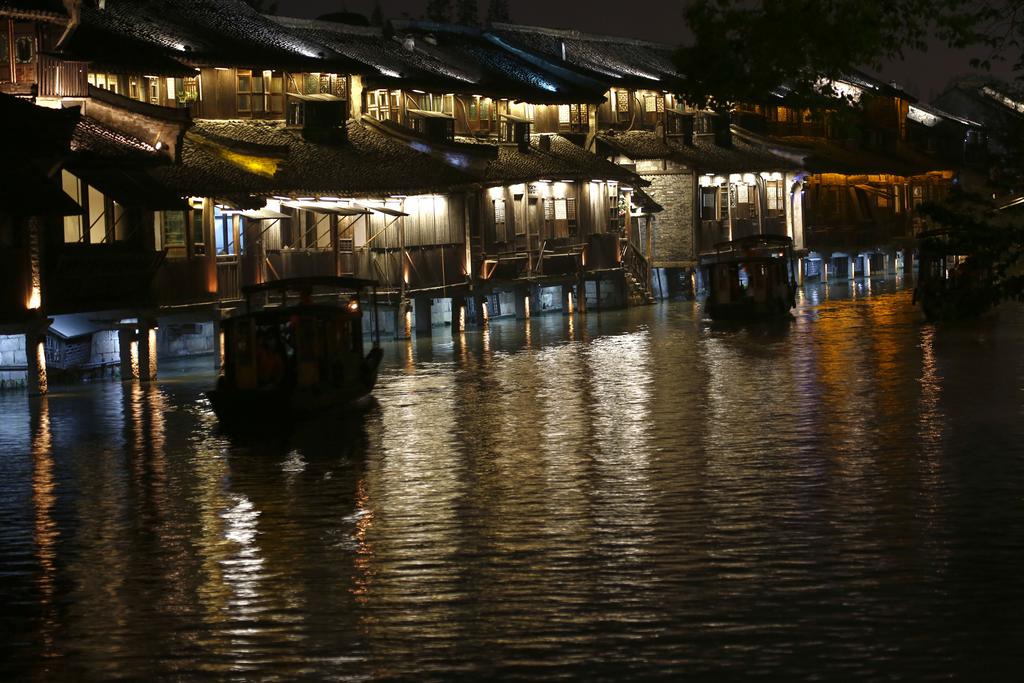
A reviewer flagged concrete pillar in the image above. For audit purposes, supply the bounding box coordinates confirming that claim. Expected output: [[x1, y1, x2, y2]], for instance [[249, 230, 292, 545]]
[[514, 286, 529, 320], [414, 296, 433, 336], [863, 253, 872, 279], [138, 320, 157, 382], [561, 283, 573, 315], [24, 332, 47, 396], [796, 258, 805, 286], [847, 256, 856, 280], [821, 258, 829, 283], [118, 327, 137, 381], [882, 252, 890, 277]]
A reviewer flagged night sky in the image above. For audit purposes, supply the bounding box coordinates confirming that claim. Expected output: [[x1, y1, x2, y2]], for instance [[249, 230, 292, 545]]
[[276, 0, 1016, 102]]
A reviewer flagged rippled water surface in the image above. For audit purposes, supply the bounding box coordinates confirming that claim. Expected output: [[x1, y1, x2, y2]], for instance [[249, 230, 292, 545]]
[[3, 279, 1024, 680]]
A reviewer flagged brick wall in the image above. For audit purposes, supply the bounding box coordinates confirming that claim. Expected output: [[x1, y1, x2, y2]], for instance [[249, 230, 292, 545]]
[[636, 159, 695, 266]]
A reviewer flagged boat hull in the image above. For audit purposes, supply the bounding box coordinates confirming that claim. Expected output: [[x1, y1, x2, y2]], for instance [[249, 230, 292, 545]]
[[208, 348, 383, 426]]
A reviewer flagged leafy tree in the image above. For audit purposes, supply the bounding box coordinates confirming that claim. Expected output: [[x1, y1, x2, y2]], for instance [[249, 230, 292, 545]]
[[674, 0, 1009, 109], [676, 1, 1024, 316], [456, 0, 478, 25], [486, 0, 510, 24], [426, 0, 452, 22]]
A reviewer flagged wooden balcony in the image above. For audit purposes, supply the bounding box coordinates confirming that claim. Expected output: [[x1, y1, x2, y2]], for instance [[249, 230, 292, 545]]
[[217, 255, 241, 301], [44, 244, 165, 315], [266, 249, 338, 281], [37, 54, 89, 98], [153, 256, 215, 308], [804, 218, 913, 252], [700, 218, 790, 254]]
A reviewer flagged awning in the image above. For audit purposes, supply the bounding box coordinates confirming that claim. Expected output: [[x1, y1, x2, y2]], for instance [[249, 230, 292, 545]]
[[408, 108, 455, 120], [287, 93, 346, 102], [356, 203, 409, 217], [284, 202, 370, 216], [240, 208, 290, 220], [69, 166, 188, 211]]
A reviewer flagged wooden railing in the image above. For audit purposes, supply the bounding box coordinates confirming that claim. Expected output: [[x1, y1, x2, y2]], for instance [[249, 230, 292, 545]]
[[265, 249, 337, 282], [37, 54, 89, 98], [620, 240, 651, 294], [216, 255, 241, 301], [153, 257, 214, 307]]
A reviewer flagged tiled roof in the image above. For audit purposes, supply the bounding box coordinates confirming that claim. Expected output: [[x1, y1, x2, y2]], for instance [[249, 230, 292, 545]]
[[489, 23, 680, 90], [0, 92, 79, 158], [597, 130, 675, 160], [390, 20, 608, 104], [71, 116, 161, 163], [270, 16, 476, 90], [0, 0, 68, 23], [460, 133, 645, 185], [151, 119, 477, 202], [598, 129, 799, 173], [778, 135, 950, 176], [72, 0, 355, 71]]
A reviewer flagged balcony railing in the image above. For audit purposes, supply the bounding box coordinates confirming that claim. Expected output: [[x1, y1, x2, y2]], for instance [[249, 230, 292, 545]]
[[38, 54, 89, 98], [216, 255, 241, 301]]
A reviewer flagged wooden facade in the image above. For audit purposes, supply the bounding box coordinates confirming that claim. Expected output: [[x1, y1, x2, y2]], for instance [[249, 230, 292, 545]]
[[0, 0, 990, 390]]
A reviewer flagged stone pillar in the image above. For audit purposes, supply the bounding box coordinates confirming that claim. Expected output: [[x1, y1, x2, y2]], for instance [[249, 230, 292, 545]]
[[138, 319, 158, 382], [465, 294, 484, 327], [514, 286, 529, 320], [414, 296, 433, 336], [118, 327, 137, 381], [451, 295, 465, 334], [212, 318, 223, 370], [393, 300, 411, 340], [24, 331, 47, 396]]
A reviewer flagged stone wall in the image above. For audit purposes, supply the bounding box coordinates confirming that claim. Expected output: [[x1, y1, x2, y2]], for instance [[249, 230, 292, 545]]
[[636, 159, 695, 267], [89, 330, 120, 367], [0, 334, 27, 389], [158, 323, 215, 359]]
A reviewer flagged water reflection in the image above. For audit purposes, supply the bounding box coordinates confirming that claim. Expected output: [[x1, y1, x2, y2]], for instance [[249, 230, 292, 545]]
[[2, 283, 1024, 679]]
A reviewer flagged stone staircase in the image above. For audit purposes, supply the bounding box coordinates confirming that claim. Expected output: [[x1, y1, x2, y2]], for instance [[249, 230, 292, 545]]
[[620, 240, 656, 305]]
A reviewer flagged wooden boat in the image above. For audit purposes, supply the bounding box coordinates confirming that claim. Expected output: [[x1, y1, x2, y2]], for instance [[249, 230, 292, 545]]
[[208, 277, 383, 425], [913, 228, 990, 321], [700, 235, 797, 319]]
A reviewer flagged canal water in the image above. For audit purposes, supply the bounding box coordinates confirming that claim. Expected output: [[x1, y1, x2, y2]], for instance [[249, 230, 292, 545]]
[[2, 278, 1023, 680]]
